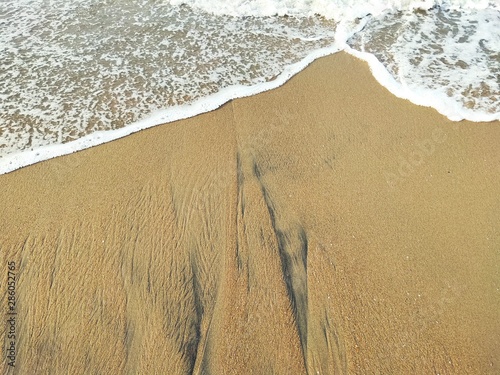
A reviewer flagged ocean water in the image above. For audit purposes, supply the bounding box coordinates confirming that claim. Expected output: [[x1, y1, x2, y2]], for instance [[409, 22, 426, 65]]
[[1, 0, 499, 174]]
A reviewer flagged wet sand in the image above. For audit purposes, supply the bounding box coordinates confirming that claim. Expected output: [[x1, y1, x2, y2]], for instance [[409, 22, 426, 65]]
[[1, 51, 499, 374]]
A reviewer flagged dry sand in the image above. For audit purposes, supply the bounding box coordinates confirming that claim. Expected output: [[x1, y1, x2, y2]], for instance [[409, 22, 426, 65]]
[[1, 52, 499, 374]]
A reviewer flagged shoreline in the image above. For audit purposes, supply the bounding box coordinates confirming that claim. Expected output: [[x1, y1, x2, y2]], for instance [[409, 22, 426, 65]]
[[1, 51, 499, 374], [0, 45, 342, 176]]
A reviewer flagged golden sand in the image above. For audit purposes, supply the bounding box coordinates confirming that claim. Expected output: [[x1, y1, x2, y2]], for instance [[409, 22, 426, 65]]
[[1, 52, 499, 374]]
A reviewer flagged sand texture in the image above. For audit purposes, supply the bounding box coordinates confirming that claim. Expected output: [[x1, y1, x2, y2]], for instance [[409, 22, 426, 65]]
[[1, 52, 499, 374]]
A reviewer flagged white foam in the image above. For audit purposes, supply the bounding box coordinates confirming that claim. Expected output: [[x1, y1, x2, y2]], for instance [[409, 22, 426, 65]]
[[344, 46, 492, 121], [0, 45, 342, 175], [166, 0, 498, 18], [345, 7, 500, 122]]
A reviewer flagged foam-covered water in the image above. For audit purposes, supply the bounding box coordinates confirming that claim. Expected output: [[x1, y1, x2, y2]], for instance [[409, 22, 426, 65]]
[[168, 0, 496, 18], [1, 0, 499, 174], [347, 7, 499, 121]]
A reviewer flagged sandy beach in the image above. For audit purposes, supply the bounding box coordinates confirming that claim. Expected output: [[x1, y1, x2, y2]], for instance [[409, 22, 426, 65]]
[[1, 51, 499, 374]]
